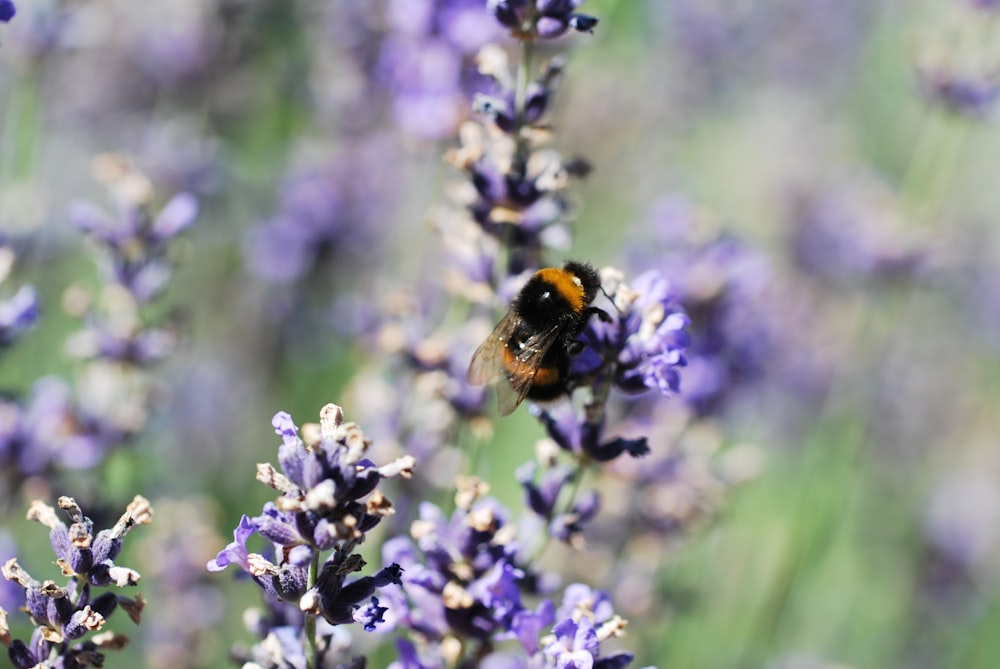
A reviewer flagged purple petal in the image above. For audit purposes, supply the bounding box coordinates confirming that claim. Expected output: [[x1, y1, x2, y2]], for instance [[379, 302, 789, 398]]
[[152, 193, 198, 240]]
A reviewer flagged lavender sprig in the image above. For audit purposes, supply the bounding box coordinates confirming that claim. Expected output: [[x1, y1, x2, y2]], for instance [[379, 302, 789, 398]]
[[0, 495, 152, 669], [67, 153, 197, 364], [209, 404, 414, 668], [1, 159, 197, 504]]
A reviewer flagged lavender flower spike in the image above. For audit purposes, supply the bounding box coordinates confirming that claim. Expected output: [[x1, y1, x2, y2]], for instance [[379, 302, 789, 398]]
[[2, 496, 151, 668], [212, 403, 412, 666]]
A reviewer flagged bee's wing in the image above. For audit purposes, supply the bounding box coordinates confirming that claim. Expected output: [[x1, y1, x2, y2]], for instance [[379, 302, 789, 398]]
[[468, 313, 561, 416], [467, 311, 521, 386]]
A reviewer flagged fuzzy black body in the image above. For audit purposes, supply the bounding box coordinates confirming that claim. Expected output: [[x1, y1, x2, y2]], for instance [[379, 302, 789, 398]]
[[468, 260, 604, 414]]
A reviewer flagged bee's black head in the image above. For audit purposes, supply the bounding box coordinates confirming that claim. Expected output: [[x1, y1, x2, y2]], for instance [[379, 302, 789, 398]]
[[562, 260, 602, 307]]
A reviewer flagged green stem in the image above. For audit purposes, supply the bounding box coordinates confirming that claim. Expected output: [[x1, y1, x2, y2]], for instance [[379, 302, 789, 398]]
[[560, 454, 590, 516], [514, 37, 535, 163]]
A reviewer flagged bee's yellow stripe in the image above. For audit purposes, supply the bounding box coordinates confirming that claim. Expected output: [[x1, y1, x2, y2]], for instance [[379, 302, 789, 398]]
[[501, 347, 561, 387], [530, 365, 561, 387], [536, 268, 584, 313]]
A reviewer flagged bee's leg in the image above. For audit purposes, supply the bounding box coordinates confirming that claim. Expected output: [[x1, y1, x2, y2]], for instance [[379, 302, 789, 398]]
[[584, 306, 612, 323]]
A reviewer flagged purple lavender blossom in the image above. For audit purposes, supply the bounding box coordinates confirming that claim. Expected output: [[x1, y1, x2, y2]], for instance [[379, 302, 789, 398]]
[[64, 158, 197, 372], [474, 54, 565, 134], [449, 583, 650, 668], [446, 120, 581, 273], [244, 135, 405, 290], [789, 179, 928, 285], [0, 376, 133, 503], [389, 638, 444, 669], [517, 459, 605, 548], [1, 496, 151, 669], [71, 189, 198, 305], [534, 404, 651, 461], [0, 531, 20, 613], [0, 285, 38, 350], [571, 268, 690, 398], [0, 1, 14, 23], [206, 515, 256, 573], [0, 241, 39, 351], [380, 497, 526, 642], [487, 0, 598, 39], [210, 405, 412, 665], [918, 67, 1000, 118], [622, 196, 778, 417]]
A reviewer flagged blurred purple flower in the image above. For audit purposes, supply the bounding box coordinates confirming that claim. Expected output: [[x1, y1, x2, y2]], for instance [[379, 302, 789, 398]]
[[0, 285, 39, 349], [544, 617, 602, 668], [501, 584, 646, 668], [789, 179, 928, 285], [517, 459, 602, 545], [0, 377, 133, 500], [919, 68, 1000, 117], [389, 638, 444, 669], [0, 240, 39, 351], [376, 0, 502, 140], [0, 531, 20, 612], [71, 188, 198, 304], [555, 583, 616, 623], [474, 54, 565, 134], [245, 136, 404, 286], [0, 1, 14, 22], [626, 195, 802, 418]]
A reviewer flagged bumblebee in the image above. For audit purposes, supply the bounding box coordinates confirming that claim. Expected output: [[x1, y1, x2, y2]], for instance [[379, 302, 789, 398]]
[[467, 261, 607, 415]]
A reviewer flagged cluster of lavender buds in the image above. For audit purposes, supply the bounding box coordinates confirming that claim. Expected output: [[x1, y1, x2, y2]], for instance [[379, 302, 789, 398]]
[[0, 1, 13, 24], [379, 482, 650, 669], [0, 495, 151, 669], [446, 44, 588, 276], [1, 156, 197, 504], [487, 0, 598, 40], [208, 404, 414, 668]]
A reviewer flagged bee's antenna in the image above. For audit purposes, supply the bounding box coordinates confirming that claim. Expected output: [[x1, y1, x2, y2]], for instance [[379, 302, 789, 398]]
[[598, 284, 621, 314]]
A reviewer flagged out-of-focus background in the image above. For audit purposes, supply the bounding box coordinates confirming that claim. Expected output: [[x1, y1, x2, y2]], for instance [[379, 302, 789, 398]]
[[3, 1, 1000, 667]]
